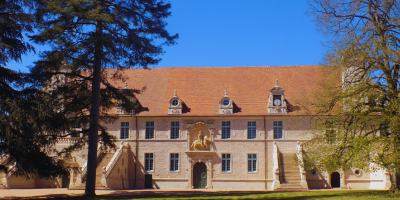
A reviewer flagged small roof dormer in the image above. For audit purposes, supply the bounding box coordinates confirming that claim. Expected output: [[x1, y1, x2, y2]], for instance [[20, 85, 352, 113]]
[[268, 79, 287, 114], [219, 90, 233, 115], [168, 90, 182, 115], [117, 81, 137, 115]]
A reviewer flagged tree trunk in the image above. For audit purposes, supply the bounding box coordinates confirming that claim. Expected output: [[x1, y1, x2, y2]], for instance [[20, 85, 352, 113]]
[[84, 20, 103, 197], [391, 167, 399, 193]]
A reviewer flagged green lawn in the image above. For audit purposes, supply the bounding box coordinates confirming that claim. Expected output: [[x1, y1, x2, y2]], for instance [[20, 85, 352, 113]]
[[43, 190, 400, 200]]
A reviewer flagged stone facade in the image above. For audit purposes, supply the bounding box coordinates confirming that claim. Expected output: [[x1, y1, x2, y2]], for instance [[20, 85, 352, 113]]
[[0, 66, 391, 190]]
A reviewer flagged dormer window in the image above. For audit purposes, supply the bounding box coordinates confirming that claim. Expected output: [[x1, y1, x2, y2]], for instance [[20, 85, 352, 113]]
[[168, 90, 182, 115], [268, 79, 287, 114], [171, 99, 179, 106], [219, 90, 233, 114], [117, 96, 136, 115], [222, 99, 230, 106], [117, 81, 136, 115]]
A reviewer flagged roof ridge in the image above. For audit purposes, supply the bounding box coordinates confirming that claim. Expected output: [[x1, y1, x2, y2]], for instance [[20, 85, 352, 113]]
[[145, 65, 321, 69]]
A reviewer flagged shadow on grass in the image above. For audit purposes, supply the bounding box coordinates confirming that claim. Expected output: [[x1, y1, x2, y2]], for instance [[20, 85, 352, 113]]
[[16, 190, 398, 200]]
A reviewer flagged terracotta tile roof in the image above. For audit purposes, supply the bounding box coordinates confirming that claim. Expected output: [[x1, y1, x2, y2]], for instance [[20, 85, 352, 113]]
[[106, 65, 325, 116]]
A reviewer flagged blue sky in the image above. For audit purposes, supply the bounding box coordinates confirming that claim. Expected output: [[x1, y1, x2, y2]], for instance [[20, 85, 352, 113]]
[[8, 0, 327, 72]]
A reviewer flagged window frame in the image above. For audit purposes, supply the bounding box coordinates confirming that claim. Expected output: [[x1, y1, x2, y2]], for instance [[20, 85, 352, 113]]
[[170, 153, 179, 172], [145, 121, 155, 139], [273, 121, 283, 139], [120, 122, 129, 139], [221, 121, 231, 139], [325, 121, 337, 144], [70, 123, 82, 138], [247, 121, 257, 139], [221, 153, 231, 172], [170, 121, 180, 139], [247, 153, 257, 172], [145, 153, 154, 172]]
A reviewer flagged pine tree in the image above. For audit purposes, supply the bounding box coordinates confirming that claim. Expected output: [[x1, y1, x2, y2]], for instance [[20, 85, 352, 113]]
[[304, 0, 400, 191], [0, 0, 68, 178], [31, 0, 177, 196]]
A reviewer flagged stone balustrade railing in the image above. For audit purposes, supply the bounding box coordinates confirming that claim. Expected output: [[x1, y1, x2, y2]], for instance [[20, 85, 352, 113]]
[[0, 154, 9, 165], [296, 141, 308, 189], [101, 142, 126, 187], [49, 137, 80, 146], [80, 145, 103, 180], [272, 141, 280, 189], [56, 137, 80, 145]]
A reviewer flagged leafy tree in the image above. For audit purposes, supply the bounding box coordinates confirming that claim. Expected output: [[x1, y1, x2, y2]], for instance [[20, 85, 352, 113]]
[[31, 0, 177, 196], [304, 0, 400, 191]]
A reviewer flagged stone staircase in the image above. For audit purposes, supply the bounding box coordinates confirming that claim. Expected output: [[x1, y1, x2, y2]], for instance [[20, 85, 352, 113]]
[[0, 156, 9, 189], [276, 153, 308, 191], [70, 153, 114, 190]]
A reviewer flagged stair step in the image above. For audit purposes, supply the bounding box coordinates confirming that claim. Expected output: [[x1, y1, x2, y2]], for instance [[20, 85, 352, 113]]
[[73, 152, 115, 191], [279, 184, 303, 188], [284, 177, 301, 180], [275, 188, 309, 191], [280, 183, 302, 185], [282, 169, 300, 172]]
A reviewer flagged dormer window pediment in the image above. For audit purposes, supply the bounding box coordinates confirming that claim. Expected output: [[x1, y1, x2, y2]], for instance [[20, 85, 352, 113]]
[[268, 79, 287, 114], [219, 90, 233, 115], [168, 90, 182, 115]]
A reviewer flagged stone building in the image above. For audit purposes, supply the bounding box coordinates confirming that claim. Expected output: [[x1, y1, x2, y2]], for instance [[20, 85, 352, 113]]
[[0, 66, 392, 190]]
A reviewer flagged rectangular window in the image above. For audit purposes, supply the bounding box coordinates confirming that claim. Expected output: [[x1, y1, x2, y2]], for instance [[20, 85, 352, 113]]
[[248, 154, 257, 172], [222, 121, 231, 139], [170, 153, 179, 171], [120, 122, 129, 139], [380, 124, 390, 136], [145, 153, 153, 171], [70, 123, 81, 138], [247, 121, 257, 139], [273, 121, 283, 139], [325, 121, 336, 144], [146, 122, 154, 139], [73, 123, 80, 129], [222, 154, 231, 172], [171, 122, 179, 139]]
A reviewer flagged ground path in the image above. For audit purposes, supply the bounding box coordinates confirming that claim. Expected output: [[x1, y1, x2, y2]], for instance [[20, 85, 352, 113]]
[[0, 188, 349, 199]]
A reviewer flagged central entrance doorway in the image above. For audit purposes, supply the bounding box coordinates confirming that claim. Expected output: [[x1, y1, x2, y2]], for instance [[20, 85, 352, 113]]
[[193, 162, 207, 189], [61, 172, 70, 188], [331, 172, 340, 188]]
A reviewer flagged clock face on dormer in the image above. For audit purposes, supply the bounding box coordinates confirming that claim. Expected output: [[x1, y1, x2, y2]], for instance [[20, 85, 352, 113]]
[[273, 95, 282, 106], [274, 99, 281, 106]]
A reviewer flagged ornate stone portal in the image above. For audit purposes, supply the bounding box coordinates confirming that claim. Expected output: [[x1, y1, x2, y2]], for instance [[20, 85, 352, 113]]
[[185, 121, 215, 189]]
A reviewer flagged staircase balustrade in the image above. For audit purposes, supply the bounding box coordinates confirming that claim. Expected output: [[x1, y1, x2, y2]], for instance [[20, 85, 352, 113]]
[[56, 137, 79, 145], [101, 142, 127, 187], [272, 141, 281, 189], [296, 141, 308, 189], [0, 158, 9, 188], [0, 154, 9, 166], [80, 145, 103, 181]]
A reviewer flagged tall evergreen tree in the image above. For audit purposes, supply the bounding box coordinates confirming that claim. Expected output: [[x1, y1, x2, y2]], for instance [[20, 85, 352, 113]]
[[31, 0, 177, 196], [0, 0, 68, 178], [304, 0, 400, 191]]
